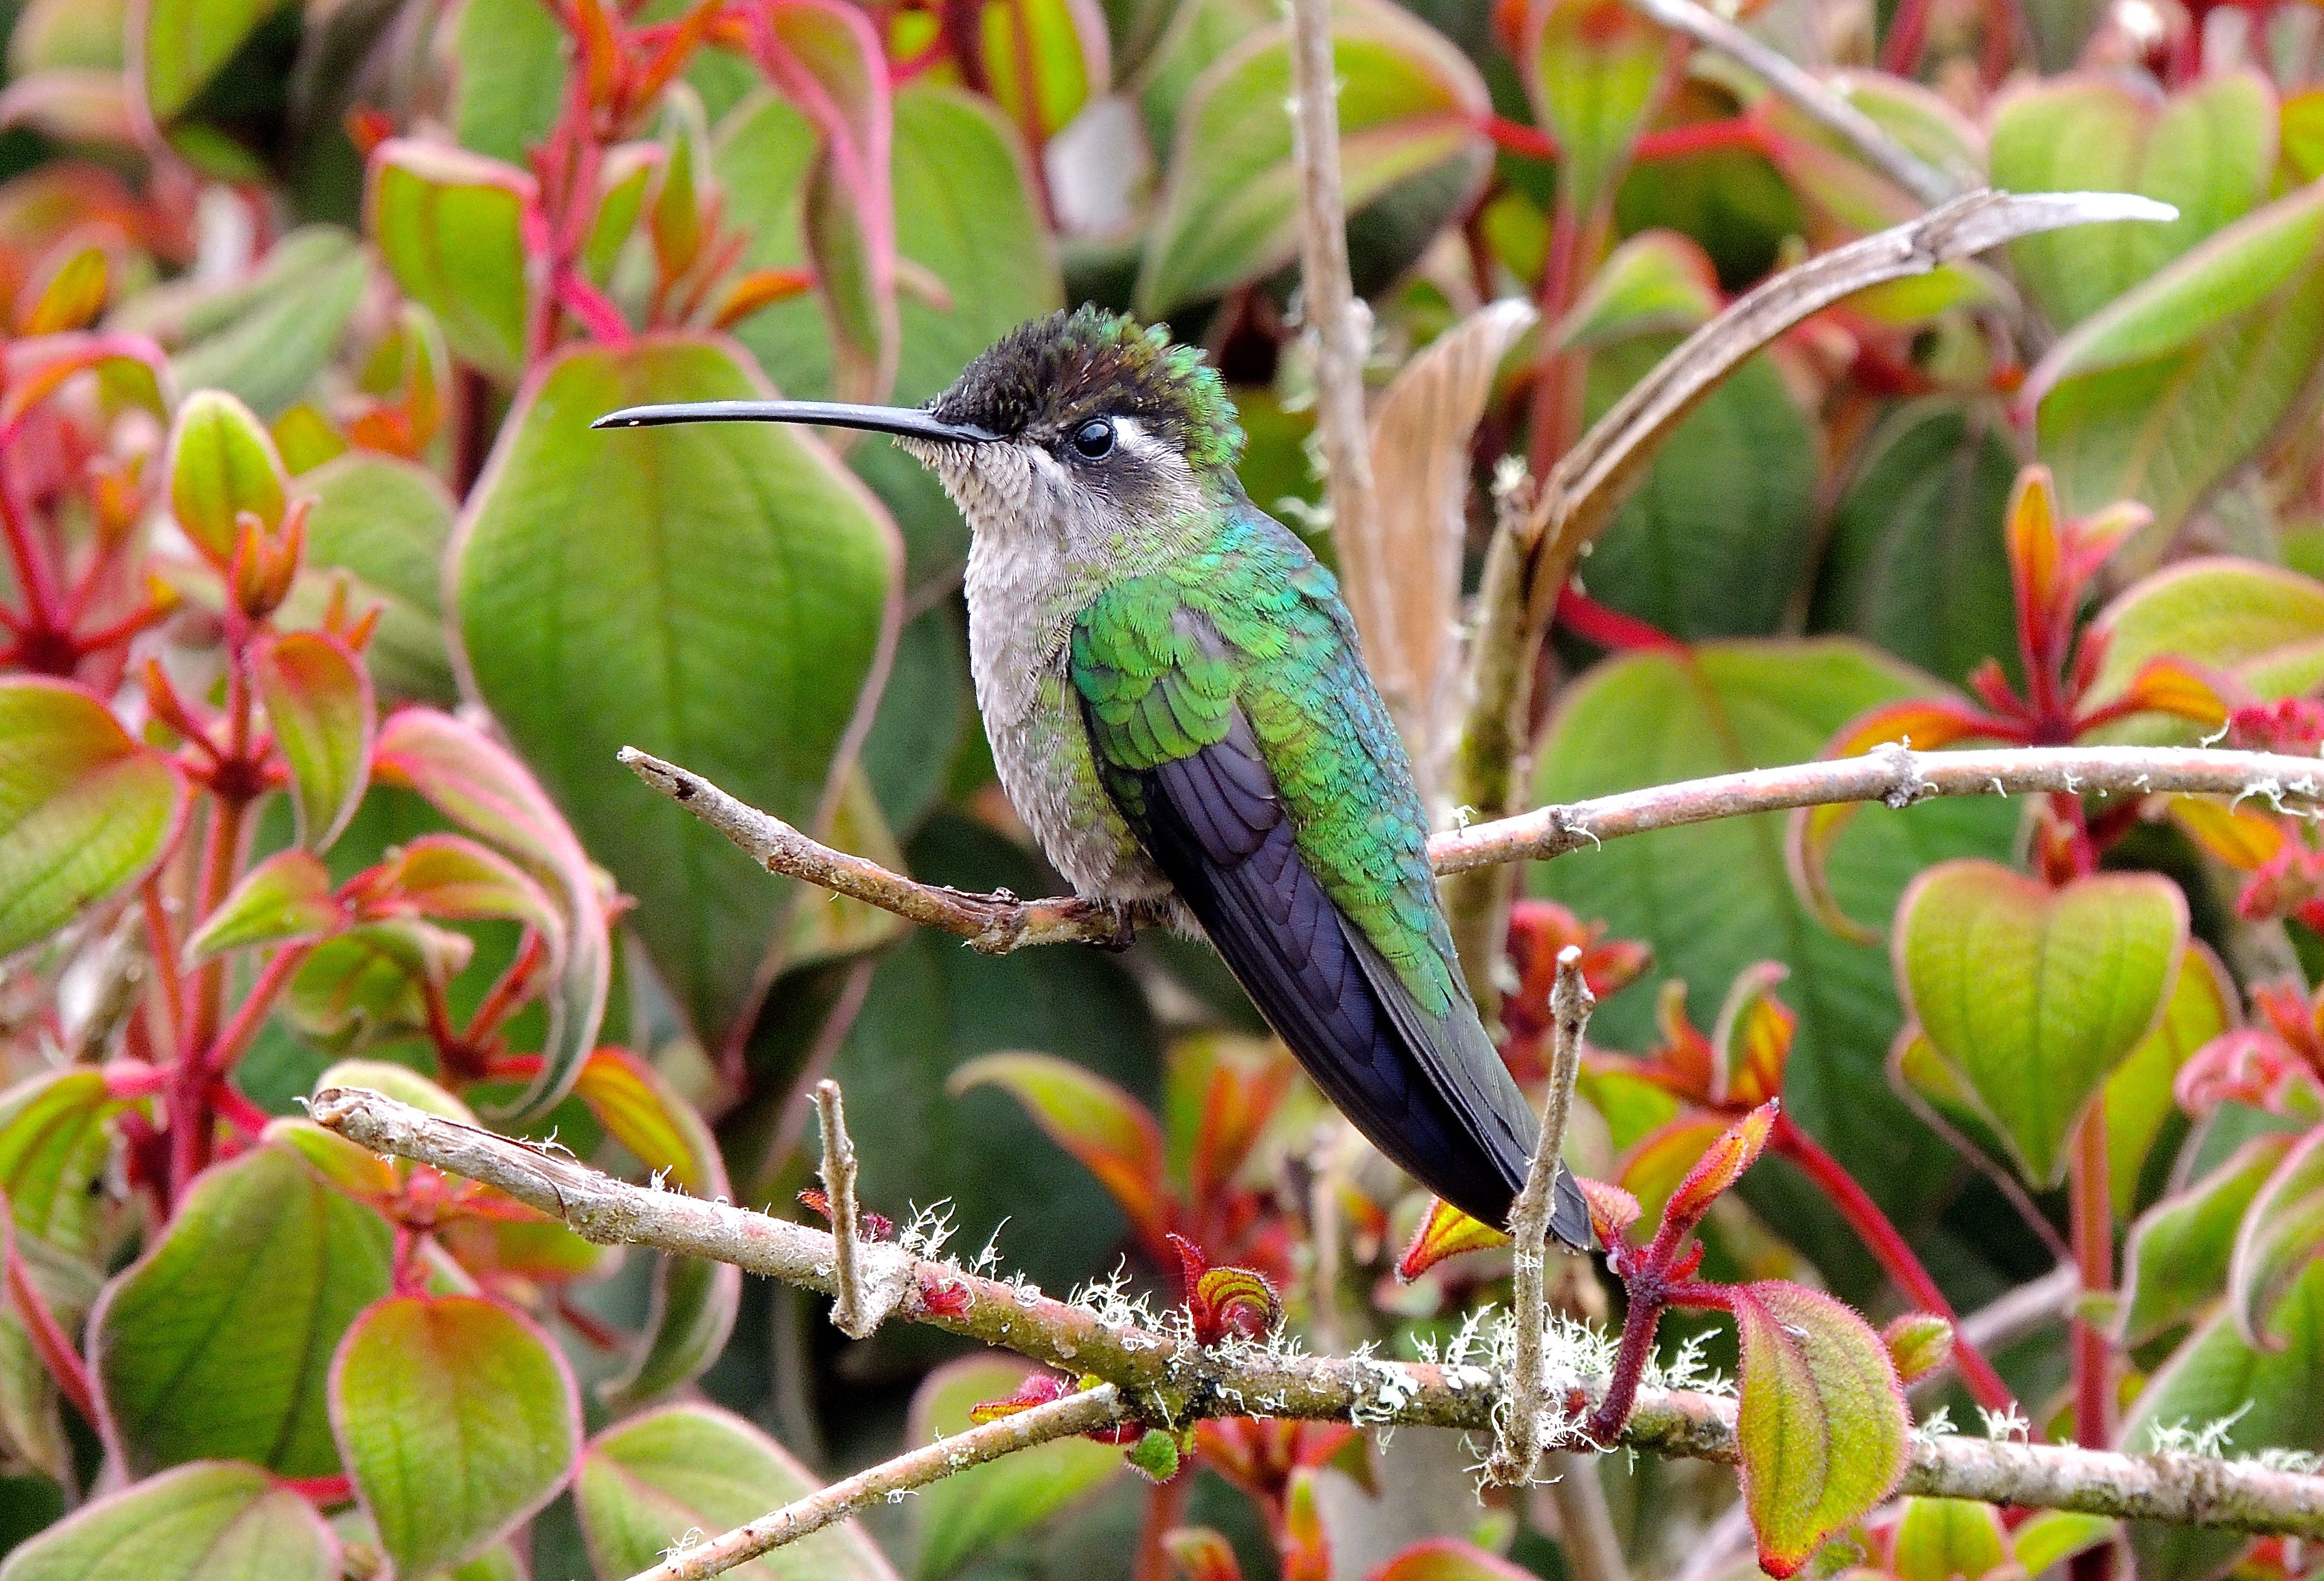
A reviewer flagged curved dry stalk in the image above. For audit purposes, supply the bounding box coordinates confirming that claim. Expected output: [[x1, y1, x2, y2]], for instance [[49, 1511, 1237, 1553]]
[[625, 742, 2324, 953], [1620, 0, 1956, 207], [620, 1384, 1127, 1581], [311, 1086, 2324, 1540], [814, 1080, 874, 1339]]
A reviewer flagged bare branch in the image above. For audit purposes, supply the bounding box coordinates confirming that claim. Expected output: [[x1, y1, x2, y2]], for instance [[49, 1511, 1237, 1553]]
[[1287, 0, 1394, 730], [814, 1080, 875, 1339], [628, 740, 2324, 952], [1620, 0, 1956, 207], [1490, 946, 1595, 1485], [620, 1384, 1127, 1581], [313, 1086, 2324, 1538]]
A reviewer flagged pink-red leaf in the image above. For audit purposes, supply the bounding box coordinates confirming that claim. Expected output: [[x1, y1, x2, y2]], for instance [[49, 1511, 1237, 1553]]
[[1663, 1101, 1777, 1236], [1396, 1196, 1511, 1280]]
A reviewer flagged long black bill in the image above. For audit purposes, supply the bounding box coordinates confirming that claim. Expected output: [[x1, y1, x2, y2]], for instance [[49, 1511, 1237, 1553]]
[[590, 399, 996, 444]]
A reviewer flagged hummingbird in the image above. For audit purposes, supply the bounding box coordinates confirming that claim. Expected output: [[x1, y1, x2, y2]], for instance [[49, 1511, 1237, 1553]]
[[597, 306, 1589, 1248]]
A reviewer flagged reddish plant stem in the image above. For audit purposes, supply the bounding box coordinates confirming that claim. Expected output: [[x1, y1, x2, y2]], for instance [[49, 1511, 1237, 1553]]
[[0, 451, 61, 641], [1131, 1468, 1192, 1581], [140, 880, 187, 1067], [1585, 1287, 1667, 1444], [277, 1475, 351, 1507], [465, 930, 549, 1049], [1880, 0, 1935, 76], [5, 1233, 95, 1423], [1526, 199, 1591, 478], [1774, 1115, 2015, 1413], [204, 943, 312, 1077]]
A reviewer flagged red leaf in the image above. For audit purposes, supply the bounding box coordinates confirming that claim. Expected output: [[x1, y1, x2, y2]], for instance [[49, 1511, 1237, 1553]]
[[1662, 1101, 1777, 1237], [1396, 1196, 1511, 1281], [1710, 961, 1794, 1107], [1164, 1527, 1245, 1581], [1578, 1178, 1641, 1251]]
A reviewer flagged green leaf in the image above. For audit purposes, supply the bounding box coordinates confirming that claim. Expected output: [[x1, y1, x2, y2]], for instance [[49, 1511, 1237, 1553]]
[[983, 0, 1108, 138], [367, 141, 536, 381], [167, 389, 286, 567], [1530, 642, 2016, 1247], [0, 1461, 337, 1581], [1554, 230, 1720, 350], [2105, 942, 2234, 1215], [2120, 1133, 2293, 1346], [1369, 1541, 1540, 1581], [370, 835, 561, 940], [169, 227, 369, 419], [1732, 1281, 1908, 1578], [1891, 1497, 2007, 1581], [451, 0, 565, 162], [283, 452, 458, 706], [91, 1143, 393, 1477], [1135, 0, 1487, 316], [577, 1402, 896, 1581], [0, 1070, 125, 1262], [949, 1053, 1167, 1244], [1578, 341, 1815, 639], [138, 0, 293, 121], [1896, 863, 2186, 1189], [371, 709, 609, 1115], [2027, 179, 2324, 547], [2086, 558, 2324, 734], [455, 336, 896, 1049], [2231, 1128, 2324, 1349], [187, 848, 342, 959], [1808, 400, 2018, 687], [2010, 1511, 2116, 1577], [715, 91, 831, 400], [283, 921, 468, 1054], [0, 679, 188, 959], [908, 1357, 1121, 1579], [1519, 0, 1666, 216], [855, 84, 1066, 587], [251, 632, 374, 853], [331, 1293, 580, 1579], [1990, 71, 2275, 331], [2120, 1259, 2324, 1581]]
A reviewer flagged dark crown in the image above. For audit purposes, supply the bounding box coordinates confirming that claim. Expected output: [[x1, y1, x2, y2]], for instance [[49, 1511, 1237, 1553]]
[[929, 307, 1245, 471]]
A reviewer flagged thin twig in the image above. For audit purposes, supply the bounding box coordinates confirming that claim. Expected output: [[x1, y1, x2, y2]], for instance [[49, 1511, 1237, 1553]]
[[311, 1086, 2324, 1538], [1286, 0, 1396, 728], [814, 1080, 873, 1339], [1490, 947, 1595, 1484], [1621, 0, 1955, 207], [619, 1384, 1127, 1581], [627, 742, 2324, 952]]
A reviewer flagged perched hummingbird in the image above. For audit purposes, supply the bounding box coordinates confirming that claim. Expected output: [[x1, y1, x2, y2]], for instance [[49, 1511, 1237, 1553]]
[[598, 307, 1588, 1248]]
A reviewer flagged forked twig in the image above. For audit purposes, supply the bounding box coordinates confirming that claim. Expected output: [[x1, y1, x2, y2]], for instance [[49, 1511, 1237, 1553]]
[[618, 1384, 1127, 1581], [1489, 947, 1595, 1484], [814, 1080, 874, 1339]]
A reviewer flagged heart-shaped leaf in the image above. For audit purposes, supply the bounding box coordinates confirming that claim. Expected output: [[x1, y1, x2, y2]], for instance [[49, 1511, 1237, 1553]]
[[367, 141, 537, 381], [187, 848, 344, 959], [1990, 71, 2275, 331], [252, 631, 373, 853], [331, 1293, 579, 1579], [1516, 0, 1667, 216], [1532, 641, 2017, 1250], [0, 1461, 337, 1581], [577, 1402, 897, 1581], [2120, 1133, 2293, 1346], [1896, 863, 2186, 1188], [0, 679, 188, 959], [950, 1052, 1167, 1245], [1134, 0, 1486, 316], [2231, 1128, 2324, 1349], [1732, 1281, 1909, 1578], [907, 1357, 1119, 1579], [454, 337, 895, 1051], [91, 1143, 393, 1476]]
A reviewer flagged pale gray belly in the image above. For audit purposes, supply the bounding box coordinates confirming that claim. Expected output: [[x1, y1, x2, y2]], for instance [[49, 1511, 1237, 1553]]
[[984, 662, 1174, 905]]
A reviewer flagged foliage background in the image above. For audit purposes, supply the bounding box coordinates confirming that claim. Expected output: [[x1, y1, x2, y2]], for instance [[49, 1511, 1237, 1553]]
[[2, 0, 2324, 1577]]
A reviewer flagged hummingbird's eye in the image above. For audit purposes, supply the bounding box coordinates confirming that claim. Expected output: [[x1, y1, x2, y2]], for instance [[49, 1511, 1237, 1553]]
[[1068, 418, 1116, 460]]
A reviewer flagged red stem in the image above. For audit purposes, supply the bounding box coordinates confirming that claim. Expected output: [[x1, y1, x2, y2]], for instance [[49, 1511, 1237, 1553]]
[[465, 930, 549, 1049], [141, 880, 187, 1067], [1526, 198, 1588, 478], [1879, 0, 1935, 76], [204, 943, 312, 1077], [1585, 1289, 1666, 1443], [1774, 1115, 2015, 1413], [2069, 1108, 2114, 1447], [5, 1234, 95, 1424], [0, 451, 61, 638]]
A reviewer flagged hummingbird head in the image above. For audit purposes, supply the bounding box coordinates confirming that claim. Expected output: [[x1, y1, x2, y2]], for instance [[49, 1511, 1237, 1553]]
[[592, 307, 1245, 549]]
